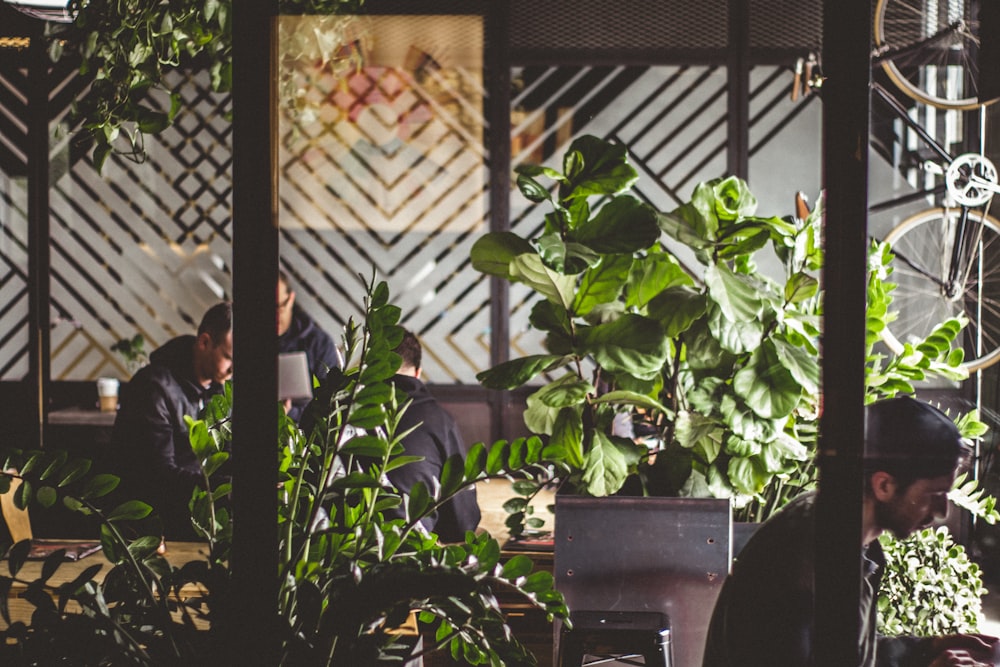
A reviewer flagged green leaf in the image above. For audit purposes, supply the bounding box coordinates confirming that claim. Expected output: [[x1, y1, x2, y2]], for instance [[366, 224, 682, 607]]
[[785, 271, 819, 303], [626, 251, 694, 309], [705, 262, 763, 322], [470, 232, 535, 279], [464, 442, 488, 481], [591, 390, 669, 413], [510, 254, 576, 309], [534, 375, 593, 408], [502, 554, 533, 578], [772, 337, 821, 395], [516, 173, 551, 203], [581, 432, 632, 497], [524, 390, 561, 436], [545, 408, 585, 469], [476, 354, 567, 390], [577, 314, 670, 381], [733, 341, 802, 419], [36, 486, 57, 509], [647, 286, 708, 337], [574, 196, 661, 254], [106, 500, 153, 522], [561, 135, 638, 198], [340, 435, 389, 458], [573, 255, 632, 316], [79, 474, 120, 500]]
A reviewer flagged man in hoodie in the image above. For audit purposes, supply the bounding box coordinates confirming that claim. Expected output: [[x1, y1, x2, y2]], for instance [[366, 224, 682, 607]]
[[111, 302, 233, 539], [386, 329, 480, 543], [277, 269, 343, 422]]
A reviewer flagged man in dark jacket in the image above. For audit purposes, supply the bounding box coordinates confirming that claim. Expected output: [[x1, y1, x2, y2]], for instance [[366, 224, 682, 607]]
[[387, 329, 480, 543], [277, 269, 342, 422], [702, 397, 997, 667], [111, 302, 233, 539]]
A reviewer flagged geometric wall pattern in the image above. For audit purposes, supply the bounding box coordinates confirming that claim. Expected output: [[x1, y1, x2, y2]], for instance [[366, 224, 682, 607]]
[[277, 14, 488, 383], [48, 68, 234, 381], [0, 17, 822, 392], [502, 64, 821, 368]]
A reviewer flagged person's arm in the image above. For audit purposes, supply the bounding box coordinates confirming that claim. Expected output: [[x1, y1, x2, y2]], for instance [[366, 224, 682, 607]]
[[877, 633, 998, 667], [132, 381, 203, 488]]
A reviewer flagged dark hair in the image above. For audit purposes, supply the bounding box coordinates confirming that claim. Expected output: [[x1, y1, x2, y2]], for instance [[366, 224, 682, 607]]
[[394, 328, 422, 372], [197, 301, 233, 345], [864, 396, 969, 491]]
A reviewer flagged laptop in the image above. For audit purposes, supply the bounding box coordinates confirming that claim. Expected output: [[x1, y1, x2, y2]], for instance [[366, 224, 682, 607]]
[[278, 352, 313, 401]]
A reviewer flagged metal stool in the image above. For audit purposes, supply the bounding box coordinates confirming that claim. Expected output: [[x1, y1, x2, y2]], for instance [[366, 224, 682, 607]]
[[558, 610, 671, 666]]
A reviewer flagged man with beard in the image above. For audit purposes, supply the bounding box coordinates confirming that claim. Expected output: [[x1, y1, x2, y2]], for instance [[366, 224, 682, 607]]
[[703, 396, 998, 667]]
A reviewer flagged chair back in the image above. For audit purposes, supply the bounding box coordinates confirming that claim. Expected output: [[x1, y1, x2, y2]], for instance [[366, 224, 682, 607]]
[[0, 474, 34, 544]]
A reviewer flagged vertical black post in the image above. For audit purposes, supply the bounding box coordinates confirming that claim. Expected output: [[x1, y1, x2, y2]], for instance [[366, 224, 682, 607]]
[[727, 0, 750, 179], [487, 0, 512, 443], [230, 0, 279, 663], [816, 0, 871, 665], [26, 23, 50, 450]]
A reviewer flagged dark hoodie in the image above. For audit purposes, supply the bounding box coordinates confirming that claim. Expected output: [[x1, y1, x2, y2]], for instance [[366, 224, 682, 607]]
[[384, 374, 481, 542], [278, 308, 342, 422], [111, 335, 223, 538]]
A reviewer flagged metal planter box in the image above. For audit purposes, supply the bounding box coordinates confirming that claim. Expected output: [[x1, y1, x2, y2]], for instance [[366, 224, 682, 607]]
[[554, 494, 732, 666]]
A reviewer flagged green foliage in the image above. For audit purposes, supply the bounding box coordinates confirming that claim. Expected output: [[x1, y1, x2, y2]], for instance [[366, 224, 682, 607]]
[[0, 274, 566, 665], [473, 135, 824, 519], [50, 0, 365, 169], [878, 527, 987, 636], [110, 333, 150, 374]]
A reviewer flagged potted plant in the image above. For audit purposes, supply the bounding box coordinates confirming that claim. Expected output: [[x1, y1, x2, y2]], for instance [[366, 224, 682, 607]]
[[0, 274, 568, 666], [472, 135, 825, 524]]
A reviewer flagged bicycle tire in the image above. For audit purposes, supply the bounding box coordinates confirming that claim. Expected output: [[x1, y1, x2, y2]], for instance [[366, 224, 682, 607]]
[[874, 0, 997, 110], [882, 207, 1000, 372]]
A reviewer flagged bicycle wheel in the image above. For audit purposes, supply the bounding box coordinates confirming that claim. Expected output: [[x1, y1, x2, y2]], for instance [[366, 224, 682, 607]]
[[882, 207, 1000, 371], [874, 0, 996, 110]]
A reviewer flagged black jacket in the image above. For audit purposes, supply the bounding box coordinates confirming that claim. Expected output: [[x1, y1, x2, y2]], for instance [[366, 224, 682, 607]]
[[111, 335, 223, 538], [386, 375, 480, 543], [278, 308, 342, 422]]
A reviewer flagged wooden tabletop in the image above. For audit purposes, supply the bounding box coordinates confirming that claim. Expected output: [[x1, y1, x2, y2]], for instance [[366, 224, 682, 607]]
[[3, 540, 211, 628]]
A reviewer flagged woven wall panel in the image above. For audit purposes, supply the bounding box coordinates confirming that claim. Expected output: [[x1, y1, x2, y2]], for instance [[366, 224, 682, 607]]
[[0, 171, 28, 380]]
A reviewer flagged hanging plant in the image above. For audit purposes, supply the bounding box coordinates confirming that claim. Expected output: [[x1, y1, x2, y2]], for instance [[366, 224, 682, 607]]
[[44, 0, 364, 170]]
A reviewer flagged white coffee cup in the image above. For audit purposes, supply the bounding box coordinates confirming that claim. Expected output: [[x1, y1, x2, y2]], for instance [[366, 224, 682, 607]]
[[96, 377, 120, 412]]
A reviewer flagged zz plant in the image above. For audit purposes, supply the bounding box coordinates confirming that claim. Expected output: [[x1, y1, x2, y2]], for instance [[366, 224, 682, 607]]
[[0, 274, 567, 666]]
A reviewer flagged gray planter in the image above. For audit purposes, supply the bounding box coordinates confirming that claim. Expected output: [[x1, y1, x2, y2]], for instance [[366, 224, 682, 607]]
[[553, 494, 732, 666]]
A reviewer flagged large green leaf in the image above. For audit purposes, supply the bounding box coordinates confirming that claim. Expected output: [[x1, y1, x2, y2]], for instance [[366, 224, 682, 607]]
[[733, 341, 802, 419], [476, 354, 567, 389], [524, 390, 561, 435], [772, 337, 820, 395], [510, 254, 576, 310], [576, 315, 670, 381], [534, 374, 594, 408], [470, 232, 535, 279], [674, 410, 724, 464], [529, 300, 572, 337], [626, 251, 694, 309], [591, 390, 669, 413], [574, 255, 632, 316], [581, 431, 631, 497], [561, 135, 638, 198], [647, 286, 708, 337], [544, 408, 585, 469], [705, 262, 763, 323], [574, 196, 660, 254], [707, 304, 764, 354]]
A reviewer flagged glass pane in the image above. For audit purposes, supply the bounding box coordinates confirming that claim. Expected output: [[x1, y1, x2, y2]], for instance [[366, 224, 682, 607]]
[[277, 14, 488, 384]]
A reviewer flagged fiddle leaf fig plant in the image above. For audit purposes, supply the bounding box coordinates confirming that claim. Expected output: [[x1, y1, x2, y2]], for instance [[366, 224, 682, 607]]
[[473, 135, 823, 512]]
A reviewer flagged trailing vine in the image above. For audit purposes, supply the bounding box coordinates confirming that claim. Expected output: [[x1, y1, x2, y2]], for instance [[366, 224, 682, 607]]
[[47, 0, 364, 170]]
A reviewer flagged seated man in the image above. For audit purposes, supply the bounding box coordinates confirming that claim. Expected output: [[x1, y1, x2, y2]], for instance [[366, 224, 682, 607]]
[[386, 329, 480, 543], [111, 302, 233, 539], [277, 269, 343, 422], [703, 396, 997, 667]]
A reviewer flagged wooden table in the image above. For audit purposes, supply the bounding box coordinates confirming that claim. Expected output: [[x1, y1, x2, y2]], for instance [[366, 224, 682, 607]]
[[3, 541, 210, 629]]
